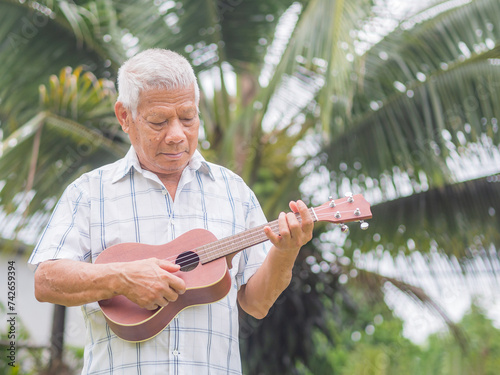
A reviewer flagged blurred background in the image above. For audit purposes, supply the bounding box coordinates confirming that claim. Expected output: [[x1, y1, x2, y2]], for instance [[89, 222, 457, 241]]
[[1, 0, 500, 374]]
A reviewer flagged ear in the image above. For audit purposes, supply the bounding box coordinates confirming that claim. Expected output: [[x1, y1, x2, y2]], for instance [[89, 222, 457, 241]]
[[115, 102, 131, 133]]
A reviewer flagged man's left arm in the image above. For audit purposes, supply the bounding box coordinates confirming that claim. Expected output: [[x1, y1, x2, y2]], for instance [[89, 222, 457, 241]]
[[237, 200, 314, 319]]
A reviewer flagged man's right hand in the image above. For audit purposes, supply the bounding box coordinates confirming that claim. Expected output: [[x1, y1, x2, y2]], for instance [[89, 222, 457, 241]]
[[113, 258, 186, 310], [34, 258, 186, 310]]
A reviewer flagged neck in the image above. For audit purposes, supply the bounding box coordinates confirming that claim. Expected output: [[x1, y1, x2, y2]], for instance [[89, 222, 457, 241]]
[[162, 181, 179, 201], [140, 164, 184, 201]]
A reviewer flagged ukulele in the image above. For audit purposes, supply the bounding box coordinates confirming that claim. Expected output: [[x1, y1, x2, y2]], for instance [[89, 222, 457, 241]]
[[95, 193, 372, 342]]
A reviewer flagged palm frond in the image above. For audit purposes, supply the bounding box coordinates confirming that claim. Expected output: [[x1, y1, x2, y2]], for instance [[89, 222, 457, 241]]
[[345, 176, 500, 256], [322, 0, 500, 190], [256, 0, 375, 137], [112, 0, 294, 72], [0, 66, 126, 235], [325, 57, 500, 194], [0, 0, 123, 130], [357, 0, 500, 107]]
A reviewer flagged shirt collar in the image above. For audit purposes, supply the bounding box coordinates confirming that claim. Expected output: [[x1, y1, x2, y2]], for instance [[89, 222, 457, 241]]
[[187, 149, 214, 180], [111, 146, 214, 183]]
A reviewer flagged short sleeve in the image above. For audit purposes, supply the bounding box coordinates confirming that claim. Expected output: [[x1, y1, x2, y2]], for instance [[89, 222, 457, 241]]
[[234, 190, 271, 289], [27, 180, 91, 271]]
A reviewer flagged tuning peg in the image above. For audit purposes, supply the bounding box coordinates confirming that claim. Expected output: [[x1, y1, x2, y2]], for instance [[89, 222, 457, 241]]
[[328, 196, 336, 207], [360, 220, 369, 230], [345, 191, 354, 203], [340, 224, 349, 233]]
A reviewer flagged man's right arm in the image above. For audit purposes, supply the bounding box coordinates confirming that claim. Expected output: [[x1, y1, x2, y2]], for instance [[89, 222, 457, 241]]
[[34, 258, 186, 310]]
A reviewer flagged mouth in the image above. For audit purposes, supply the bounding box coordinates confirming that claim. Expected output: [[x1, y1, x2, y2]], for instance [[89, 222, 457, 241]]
[[160, 151, 186, 159]]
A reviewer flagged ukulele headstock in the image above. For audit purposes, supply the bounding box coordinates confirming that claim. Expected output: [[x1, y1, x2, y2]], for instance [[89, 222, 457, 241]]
[[312, 193, 372, 232]]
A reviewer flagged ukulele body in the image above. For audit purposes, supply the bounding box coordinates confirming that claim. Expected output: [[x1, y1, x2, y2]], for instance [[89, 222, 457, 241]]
[[95, 228, 232, 342]]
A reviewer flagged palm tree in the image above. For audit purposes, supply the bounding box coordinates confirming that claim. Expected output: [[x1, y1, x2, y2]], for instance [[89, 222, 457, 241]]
[[1, 0, 499, 373]]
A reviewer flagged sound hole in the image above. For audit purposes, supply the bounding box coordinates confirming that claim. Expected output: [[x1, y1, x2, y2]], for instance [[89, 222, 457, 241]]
[[176, 251, 200, 272]]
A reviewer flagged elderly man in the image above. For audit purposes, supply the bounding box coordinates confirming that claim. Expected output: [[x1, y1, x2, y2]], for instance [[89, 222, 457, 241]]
[[29, 48, 313, 374]]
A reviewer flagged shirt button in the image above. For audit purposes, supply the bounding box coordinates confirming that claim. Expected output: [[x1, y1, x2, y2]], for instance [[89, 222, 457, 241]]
[[162, 189, 168, 196], [172, 350, 179, 356]]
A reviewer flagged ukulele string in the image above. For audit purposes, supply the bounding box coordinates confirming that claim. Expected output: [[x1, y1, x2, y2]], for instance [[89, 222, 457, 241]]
[[173, 221, 278, 267], [171, 204, 360, 269], [166, 203, 360, 268], [163, 202, 361, 269], [168, 222, 276, 268]]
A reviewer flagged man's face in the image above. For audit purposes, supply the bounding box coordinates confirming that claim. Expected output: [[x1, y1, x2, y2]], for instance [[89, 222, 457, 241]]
[[116, 86, 200, 180]]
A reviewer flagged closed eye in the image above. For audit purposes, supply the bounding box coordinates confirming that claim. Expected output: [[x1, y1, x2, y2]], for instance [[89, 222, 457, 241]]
[[149, 121, 167, 126], [180, 117, 197, 126]]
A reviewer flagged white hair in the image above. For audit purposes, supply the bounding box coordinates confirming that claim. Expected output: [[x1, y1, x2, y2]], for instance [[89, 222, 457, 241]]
[[116, 48, 200, 118]]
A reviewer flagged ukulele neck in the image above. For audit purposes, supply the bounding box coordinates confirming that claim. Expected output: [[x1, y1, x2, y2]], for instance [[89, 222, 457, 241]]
[[197, 208, 318, 264]]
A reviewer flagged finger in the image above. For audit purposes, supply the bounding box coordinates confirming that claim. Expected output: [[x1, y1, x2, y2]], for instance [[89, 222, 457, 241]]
[[166, 274, 186, 295], [156, 260, 186, 294], [264, 223, 281, 247], [152, 290, 177, 309], [146, 303, 160, 311], [284, 201, 313, 244], [162, 284, 183, 302], [159, 296, 171, 307], [285, 210, 301, 234], [289, 200, 313, 228], [289, 200, 299, 213], [158, 259, 181, 273], [151, 298, 168, 310], [278, 212, 291, 239], [297, 200, 313, 226], [302, 202, 314, 228], [296, 200, 314, 242]]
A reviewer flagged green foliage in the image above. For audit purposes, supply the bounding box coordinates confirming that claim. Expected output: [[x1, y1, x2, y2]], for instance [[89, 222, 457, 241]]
[[415, 304, 500, 375], [293, 301, 500, 375], [291, 286, 418, 375]]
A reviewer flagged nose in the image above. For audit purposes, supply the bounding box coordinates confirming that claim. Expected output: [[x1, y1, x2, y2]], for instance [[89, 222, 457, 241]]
[[163, 118, 185, 144]]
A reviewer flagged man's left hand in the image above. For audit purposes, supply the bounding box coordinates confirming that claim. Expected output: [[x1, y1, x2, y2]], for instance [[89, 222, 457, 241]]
[[263, 200, 314, 254]]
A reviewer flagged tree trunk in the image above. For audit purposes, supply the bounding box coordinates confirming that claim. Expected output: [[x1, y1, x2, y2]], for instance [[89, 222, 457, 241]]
[[45, 304, 71, 374]]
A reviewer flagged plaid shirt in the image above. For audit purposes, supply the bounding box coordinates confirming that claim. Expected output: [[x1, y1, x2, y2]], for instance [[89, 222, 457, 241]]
[[29, 147, 270, 375]]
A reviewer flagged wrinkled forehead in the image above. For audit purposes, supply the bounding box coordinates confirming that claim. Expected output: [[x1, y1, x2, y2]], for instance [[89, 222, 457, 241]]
[[136, 86, 198, 112]]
